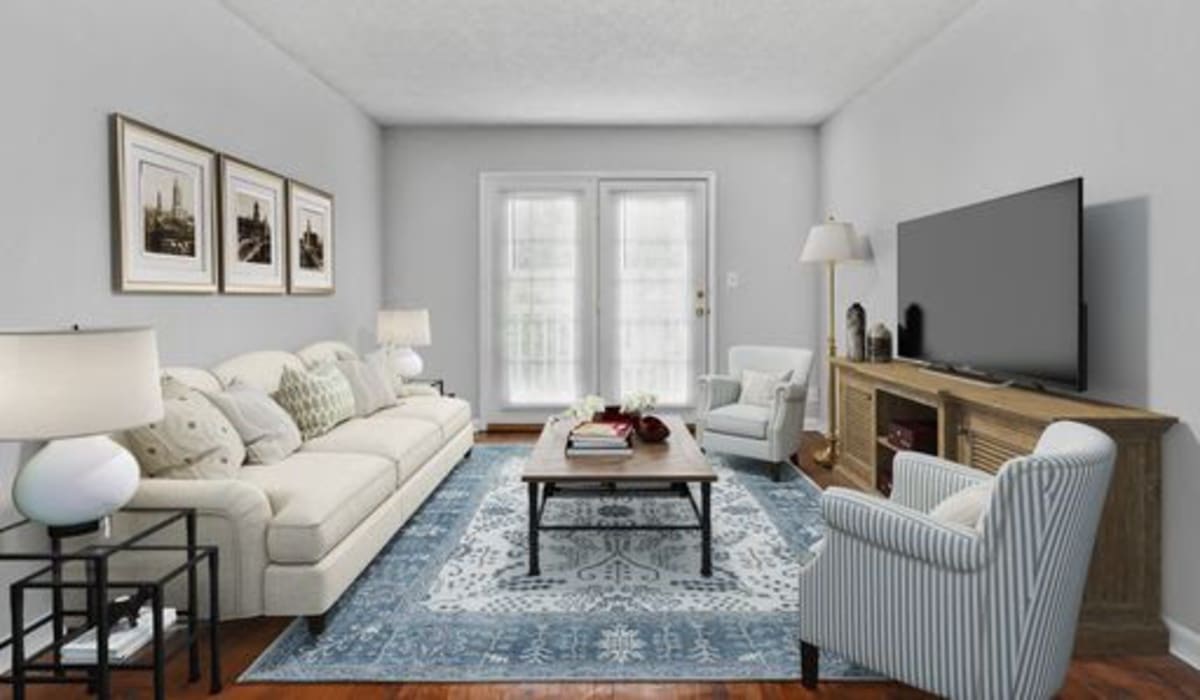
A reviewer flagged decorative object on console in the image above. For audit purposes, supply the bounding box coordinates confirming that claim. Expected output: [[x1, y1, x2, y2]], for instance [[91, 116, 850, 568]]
[[0, 327, 162, 528], [846, 303, 866, 361], [287, 180, 335, 294], [113, 114, 218, 293], [887, 419, 936, 452], [801, 217, 868, 467], [867, 322, 893, 362], [126, 376, 246, 480], [218, 155, 287, 294], [377, 308, 431, 380]]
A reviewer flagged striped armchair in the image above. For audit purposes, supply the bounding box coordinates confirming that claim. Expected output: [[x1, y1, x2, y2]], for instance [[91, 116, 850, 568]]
[[798, 421, 1116, 699]]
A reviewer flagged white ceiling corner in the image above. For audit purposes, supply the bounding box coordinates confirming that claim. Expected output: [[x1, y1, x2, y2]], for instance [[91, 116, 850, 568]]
[[222, 0, 977, 126]]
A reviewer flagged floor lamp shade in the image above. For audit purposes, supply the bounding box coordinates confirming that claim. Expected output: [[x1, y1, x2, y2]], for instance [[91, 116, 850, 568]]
[[0, 327, 163, 526], [800, 221, 860, 263]]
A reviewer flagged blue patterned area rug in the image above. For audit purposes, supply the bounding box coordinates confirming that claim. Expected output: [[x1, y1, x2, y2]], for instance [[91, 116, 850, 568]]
[[240, 445, 878, 683]]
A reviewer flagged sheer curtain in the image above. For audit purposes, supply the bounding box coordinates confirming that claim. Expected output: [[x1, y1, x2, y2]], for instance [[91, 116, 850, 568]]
[[500, 194, 584, 406], [610, 192, 695, 405]]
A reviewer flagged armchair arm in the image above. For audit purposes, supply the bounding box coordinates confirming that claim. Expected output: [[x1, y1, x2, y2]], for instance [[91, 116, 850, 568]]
[[822, 487, 986, 572], [891, 451, 993, 512], [697, 374, 741, 415]]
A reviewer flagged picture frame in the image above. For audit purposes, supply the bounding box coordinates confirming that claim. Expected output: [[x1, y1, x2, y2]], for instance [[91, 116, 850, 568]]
[[286, 180, 335, 294], [112, 114, 218, 293], [218, 155, 287, 294]]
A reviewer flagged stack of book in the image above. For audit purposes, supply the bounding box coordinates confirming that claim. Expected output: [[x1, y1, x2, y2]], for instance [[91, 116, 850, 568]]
[[62, 606, 176, 664], [566, 421, 633, 457]]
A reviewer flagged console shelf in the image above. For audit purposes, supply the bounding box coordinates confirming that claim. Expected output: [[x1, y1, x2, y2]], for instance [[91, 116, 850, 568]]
[[830, 357, 1176, 655]]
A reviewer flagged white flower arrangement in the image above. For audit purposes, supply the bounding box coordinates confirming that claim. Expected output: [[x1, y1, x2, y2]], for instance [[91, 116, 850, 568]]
[[563, 394, 606, 421], [620, 390, 658, 415]]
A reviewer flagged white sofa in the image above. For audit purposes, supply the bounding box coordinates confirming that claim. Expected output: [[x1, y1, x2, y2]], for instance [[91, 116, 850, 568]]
[[110, 340, 474, 632]]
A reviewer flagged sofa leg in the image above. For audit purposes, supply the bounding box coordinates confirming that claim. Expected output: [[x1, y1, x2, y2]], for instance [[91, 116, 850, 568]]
[[772, 462, 782, 482], [801, 641, 819, 689], [464, 448, 473, 460], [306, 614, 326, 636]]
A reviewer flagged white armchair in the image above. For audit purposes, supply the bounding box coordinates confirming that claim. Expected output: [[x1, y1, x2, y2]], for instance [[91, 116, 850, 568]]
[[797, 421, 1117, 698], [696, 345, 813, 481]]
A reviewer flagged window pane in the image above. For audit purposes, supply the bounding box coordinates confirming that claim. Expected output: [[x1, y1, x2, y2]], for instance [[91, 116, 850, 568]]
[[502, 195, 581, 405], [615, 193, 692, 405]]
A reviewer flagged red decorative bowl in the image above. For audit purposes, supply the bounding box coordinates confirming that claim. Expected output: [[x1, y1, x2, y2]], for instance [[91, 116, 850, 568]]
[[635, 415, 670, 443]]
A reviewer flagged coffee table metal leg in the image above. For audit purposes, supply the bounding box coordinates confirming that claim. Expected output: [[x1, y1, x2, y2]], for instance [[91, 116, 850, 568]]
[[700, 481, 712, 577], [528, 482, 540, 576]]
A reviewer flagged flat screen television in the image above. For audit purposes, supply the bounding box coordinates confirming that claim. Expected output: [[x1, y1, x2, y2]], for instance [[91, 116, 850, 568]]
[[897, 178, 1086, 391]]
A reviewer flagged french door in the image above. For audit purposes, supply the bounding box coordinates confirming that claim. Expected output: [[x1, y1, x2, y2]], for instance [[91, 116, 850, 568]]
[[480, 174, 711, 424]]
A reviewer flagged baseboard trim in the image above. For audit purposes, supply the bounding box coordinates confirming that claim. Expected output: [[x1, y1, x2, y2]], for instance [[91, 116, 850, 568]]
[[1166, 617, 1200, 670]]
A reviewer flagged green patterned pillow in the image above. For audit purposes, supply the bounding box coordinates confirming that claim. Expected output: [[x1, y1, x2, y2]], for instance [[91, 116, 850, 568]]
[[273, 364, 356, 440]]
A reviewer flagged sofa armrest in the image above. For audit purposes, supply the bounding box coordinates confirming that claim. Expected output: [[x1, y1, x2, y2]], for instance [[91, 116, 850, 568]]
[[822, 487, 986, 572], [697, 374, 741, 415], [891, 451, 994, 512], [112, 479, 272, 618]]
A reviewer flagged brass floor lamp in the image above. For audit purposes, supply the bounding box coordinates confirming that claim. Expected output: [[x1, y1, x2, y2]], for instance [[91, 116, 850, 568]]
[[801, 218, 864, 468]]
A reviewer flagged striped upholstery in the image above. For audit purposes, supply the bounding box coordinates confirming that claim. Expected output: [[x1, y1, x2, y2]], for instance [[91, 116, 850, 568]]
[[798, 421, 1116, 698]]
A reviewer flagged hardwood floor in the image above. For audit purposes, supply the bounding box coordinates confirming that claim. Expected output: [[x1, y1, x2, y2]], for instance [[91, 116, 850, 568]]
[[7, 432, 1198, 699]]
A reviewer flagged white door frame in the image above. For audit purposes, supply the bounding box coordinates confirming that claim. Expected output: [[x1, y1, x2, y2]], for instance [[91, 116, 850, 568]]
[[478, 171, 718, 427]]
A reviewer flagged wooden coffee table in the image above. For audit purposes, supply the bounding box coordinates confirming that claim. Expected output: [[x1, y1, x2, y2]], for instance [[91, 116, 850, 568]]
[[522, 414, 717, 577]]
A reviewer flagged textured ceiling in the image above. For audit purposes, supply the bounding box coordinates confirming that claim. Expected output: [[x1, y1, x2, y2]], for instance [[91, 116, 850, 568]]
[[222, 0, 976, 125]]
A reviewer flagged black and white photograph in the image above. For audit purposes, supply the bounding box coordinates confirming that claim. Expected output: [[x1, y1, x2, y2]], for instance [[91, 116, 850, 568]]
[[287, 180, 334, 294], [113, 114, 217, 292], [140, 162, 196, 257], [219, 155, 286, 293]]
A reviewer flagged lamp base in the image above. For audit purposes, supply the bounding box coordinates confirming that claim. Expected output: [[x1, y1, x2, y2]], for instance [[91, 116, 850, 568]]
[[813, 434, 838, 469], [389, 346, 425, 380], [13, 436, 140, 527]]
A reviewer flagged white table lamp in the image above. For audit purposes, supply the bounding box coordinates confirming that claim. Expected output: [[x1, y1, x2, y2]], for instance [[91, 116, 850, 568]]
[[377, 309, 431, 380], [0, 327, 163, 530], [801, 218, 867, 467]]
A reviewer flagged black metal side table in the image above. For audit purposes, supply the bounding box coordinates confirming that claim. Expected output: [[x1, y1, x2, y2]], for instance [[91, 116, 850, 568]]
[[407, 377, 447, 396], [0, 508, 221, 700]]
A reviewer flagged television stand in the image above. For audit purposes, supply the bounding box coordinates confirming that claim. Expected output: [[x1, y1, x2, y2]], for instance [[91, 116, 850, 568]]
[[830, 357, 1175, 655], [916, 364, 1015, 389]]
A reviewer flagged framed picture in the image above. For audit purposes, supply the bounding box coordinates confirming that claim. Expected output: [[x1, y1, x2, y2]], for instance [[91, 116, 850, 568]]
[[112, 115, 217, 293], [287, 180, 335, 294], [219, 156, 286, 294]]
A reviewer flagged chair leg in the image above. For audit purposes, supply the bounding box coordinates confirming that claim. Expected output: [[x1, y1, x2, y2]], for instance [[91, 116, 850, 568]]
[[801, 641, 819, 689]]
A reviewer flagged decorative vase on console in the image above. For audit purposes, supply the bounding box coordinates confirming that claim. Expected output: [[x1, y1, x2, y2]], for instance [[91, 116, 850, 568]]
[[846, 303, 866, 361]]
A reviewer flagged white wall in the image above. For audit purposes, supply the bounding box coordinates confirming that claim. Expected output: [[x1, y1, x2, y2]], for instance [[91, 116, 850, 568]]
[[0, 0, 383, 666], [819, 0, 1200, 657], [383, 127, 821, 416]]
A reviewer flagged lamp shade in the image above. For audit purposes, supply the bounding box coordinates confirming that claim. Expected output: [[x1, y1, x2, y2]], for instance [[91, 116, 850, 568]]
[[800, 220, 860, 263], [377, 309, 431, 347], [0, 327, 163, 440]]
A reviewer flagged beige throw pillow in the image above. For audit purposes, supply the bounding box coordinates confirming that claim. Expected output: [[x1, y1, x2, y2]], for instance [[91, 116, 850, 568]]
[[202, 382, 302, 464], [738, 369, 793, 407], [929, 481, 994, 530], [273, 364, 356, 440], [126, 377, 245, 479], [335, 358, 397, 416]]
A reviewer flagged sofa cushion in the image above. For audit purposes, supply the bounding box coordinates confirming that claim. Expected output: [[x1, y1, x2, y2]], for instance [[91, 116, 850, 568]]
[[373, 396, 472, 439], [126, 377, 245, 479], [300, 417, 443, 485], [202, 382, 302, 464], [239, 452, 395, 564], [335, 358, 397, 417], [706, 403, 770, 439], [274, 365, 356, 441]]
